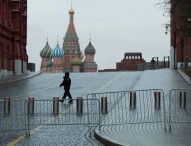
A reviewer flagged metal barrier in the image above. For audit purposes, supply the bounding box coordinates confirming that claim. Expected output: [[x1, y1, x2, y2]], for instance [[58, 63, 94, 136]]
[[27, 98, 100, 130], [2, 88, 191, 135], [0, 99, 29, 135], [0, 98, 100, 135], [28, 97, 35, 114], [101, 97, 107, 114], [77, 97, 83, 115], [87, 89, 166, 130], [169, 89, 191, 130]]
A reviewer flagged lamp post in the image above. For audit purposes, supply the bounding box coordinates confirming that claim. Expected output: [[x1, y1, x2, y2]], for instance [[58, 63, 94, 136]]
[[165, 23, 170, 35]]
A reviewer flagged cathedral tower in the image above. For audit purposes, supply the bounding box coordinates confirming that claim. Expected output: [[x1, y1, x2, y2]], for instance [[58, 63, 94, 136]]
[[82, 40, 97, 72], [63, 6, 83, 72], [40, 40, 52, 72], [51, 42, 64, 73]]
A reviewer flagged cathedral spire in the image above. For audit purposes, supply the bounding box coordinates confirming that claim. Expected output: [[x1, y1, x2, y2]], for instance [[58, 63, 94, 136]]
[[47, 32, 48, 42], [71, 0, 73, 9], [64, 6, 78, 39], [89, 33, 91, 42], [63, 5, 82, 72]]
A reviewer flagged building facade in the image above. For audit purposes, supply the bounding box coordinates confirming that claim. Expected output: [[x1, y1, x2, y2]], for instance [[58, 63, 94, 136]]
[[116, 52, 146, 71], [0, 0, 28, 76], [170, 0, 191, 69], [40, 7, 97, 73]]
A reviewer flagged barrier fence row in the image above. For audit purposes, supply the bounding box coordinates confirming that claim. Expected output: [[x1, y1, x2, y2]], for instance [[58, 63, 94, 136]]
[[0, 98, 100, 136], [1, 89, 191, 135], [169, 89, 191, 131], [87, 89, 166, 130]]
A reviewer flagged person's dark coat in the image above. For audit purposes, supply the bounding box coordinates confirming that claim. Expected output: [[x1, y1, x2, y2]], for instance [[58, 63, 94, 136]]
[[60, 72, 71, 91]]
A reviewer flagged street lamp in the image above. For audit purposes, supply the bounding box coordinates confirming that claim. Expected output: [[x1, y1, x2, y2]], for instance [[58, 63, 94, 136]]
[[165, 23, 170, 35]]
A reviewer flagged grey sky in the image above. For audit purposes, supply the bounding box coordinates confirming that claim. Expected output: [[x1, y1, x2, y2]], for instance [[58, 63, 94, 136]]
[[27, 0, 170, 71]]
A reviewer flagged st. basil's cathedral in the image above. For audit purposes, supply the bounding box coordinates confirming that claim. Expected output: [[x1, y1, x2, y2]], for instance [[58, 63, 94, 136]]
[[40, 7, 98, 73]]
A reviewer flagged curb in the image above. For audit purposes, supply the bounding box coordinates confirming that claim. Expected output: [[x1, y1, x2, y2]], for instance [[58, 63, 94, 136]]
[[0, 72, 41, 87], [94, 130, 123, 146], [177, 68, 191, 84]]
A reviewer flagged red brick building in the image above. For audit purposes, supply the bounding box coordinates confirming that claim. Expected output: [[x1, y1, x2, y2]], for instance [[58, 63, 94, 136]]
[[116, 52, 146, 71], [0, 0, 28, 76], [170, 0, 191, 68]]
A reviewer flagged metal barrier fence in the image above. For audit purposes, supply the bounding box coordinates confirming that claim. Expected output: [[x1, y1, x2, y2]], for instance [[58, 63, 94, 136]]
[[169, 89, 191, 130], [28, 98, 100, 128], [0, 98, 29, 135], [4, 88, 191, 135], [87, 89, 167, 130], [0, 97, 100, 135]]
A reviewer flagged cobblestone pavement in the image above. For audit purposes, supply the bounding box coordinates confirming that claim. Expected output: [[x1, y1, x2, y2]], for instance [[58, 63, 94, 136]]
[[0, 72, 41, 87], [0, 71, 143, 146], [1, 69, 191, 146], [95, 69, 191, 146]]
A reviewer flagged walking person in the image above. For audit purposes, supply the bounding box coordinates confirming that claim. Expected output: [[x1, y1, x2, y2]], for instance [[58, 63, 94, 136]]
[[59, 72, 73, 104]]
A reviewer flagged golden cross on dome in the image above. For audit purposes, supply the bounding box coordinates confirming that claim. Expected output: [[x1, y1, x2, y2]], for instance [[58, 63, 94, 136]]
[[57, 36, 59, 43], [89, 33, 91, 42], [47, 33, 48, 41], [71, 0, 73, 8]]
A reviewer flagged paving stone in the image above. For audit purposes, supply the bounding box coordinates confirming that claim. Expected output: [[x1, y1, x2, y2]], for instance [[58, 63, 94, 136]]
[[1, 69, 191, 146], [95, 69, 191, 146]]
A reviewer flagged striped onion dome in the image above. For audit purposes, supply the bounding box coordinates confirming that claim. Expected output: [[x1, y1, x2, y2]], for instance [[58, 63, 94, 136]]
[[84, 41, 96, 55], [71, 56, 81, 66], [40, 41, 52, 58], [51, 44, 64, 57]]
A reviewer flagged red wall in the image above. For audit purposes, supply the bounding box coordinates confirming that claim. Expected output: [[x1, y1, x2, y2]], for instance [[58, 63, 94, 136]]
[[0, 0, 28, 73]]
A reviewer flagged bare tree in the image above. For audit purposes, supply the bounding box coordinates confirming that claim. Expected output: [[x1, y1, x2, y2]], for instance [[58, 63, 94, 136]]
[[156, 0, 171, 15], [157, 0, 191, 68]]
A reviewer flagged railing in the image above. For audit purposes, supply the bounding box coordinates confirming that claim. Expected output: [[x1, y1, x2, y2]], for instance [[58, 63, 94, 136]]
[[0, 98, 29, 135], [87, 89, 166, 131], [28, 98, 100, 126], [2, 88, 191, 135], [0, 97, 100, 136], [169, 89, 191, 131]]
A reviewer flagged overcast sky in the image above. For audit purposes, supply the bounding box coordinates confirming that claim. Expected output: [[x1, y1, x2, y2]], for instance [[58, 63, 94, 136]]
[[27, 0, 170, 71]]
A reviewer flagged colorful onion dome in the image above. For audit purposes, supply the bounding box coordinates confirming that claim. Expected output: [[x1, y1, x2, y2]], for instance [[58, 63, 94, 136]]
[[71, 56, 82, 66], [69, 7, 74, 14], [51, 44, 64, 57], [47, 59, 53, 67], [40, 41, 52, 58], [84, 41, 96, 55]]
